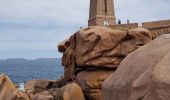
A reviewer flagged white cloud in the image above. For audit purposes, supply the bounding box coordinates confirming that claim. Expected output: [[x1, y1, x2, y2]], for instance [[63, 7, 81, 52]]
[[115, 0, 170, 23], [0, 0, 89, 24], [0, 0, 169, 58]]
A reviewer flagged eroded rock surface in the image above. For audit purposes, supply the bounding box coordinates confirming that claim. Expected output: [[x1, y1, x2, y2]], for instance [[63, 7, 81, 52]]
[[75, 70, 113, 100], [58, 26, 152, 100], [102, 34, 170, 100], [25, 80, 56, 94], [0, 74, 30, 100], [31, 83, 85, 100], [0, 26, 154, 100], [75, 27, 152, 69]]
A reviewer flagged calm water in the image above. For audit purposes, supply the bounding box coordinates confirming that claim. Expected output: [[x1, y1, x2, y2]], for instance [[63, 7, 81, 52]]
[[0, 58, 63, 83]]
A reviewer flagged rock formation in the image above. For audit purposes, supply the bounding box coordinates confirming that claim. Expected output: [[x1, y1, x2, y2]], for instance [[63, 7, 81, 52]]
[[75, 70, 113, 100], [58, 26, 152, 100], [25, 80, 56, 94], [0, 26, 157, 100], [0, 73, 85, 100], [102, 34, 170, 100], [31, 83, 85, 100], [0, 74, 30, 100]]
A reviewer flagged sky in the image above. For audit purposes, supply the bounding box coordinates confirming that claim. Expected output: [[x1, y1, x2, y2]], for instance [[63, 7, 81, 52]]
[[0, 0, 169, 59]]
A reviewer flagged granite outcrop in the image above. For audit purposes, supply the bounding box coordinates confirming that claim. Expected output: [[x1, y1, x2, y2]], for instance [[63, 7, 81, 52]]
[[58, 26, 152, 99], [102, 34, 170, 100], [1, 26, 169, 100]]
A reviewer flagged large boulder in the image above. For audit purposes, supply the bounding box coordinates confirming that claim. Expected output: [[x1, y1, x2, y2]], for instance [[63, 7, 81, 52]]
[[75, 70, 113, 100], [0, 74, 30, 100], [58, 26, 152, 80], [31, 83, 85, 100], [75, 27, 152, 69], [102, 34, 170, 100], [58, 26, 152, 100], [60, 83, 85, 100], [75, 27, 126, 69]]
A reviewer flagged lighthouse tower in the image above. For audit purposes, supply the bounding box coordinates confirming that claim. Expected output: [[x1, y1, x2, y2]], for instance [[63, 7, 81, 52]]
[[88, 0, 116, 26]]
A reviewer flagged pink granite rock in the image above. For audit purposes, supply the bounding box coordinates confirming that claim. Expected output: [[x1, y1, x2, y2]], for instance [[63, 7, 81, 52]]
[[102, 34, 170, 100]]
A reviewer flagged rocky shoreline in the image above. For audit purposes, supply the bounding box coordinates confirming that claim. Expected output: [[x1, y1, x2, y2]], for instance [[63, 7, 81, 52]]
[[0, 26, 170, 100]]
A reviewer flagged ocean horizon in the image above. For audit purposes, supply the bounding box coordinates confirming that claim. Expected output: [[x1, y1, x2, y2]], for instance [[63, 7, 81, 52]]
[[0, 58, 63, 83]]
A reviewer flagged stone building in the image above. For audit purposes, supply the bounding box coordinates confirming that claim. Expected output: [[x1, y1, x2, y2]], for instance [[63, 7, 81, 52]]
[[88, 0, 170, 38], [88, 0, 116, 26]]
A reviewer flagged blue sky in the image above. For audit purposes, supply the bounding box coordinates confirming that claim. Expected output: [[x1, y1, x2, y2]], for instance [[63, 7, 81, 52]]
[[0, 0, 169, 59]]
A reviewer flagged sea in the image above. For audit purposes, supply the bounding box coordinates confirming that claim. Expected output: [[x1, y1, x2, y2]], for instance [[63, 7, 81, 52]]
[[0, 58, 63, 84]]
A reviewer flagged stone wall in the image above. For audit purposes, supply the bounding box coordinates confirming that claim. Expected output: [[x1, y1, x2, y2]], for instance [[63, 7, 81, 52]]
[[109, 23, 138, 30], [142, 19, 170, 29], [109, 19, 170, 39], [142, 20, 170, 39], [147, 26, 170, 39]]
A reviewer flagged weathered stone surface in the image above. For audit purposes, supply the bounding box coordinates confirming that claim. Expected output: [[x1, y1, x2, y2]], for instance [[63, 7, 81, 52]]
[[25, 80, 56, 94], [75, 27, 127, 69], [58, 26, 152, 100], [76, 27, 151, 69], [75, 70, 113, 100], [48, 83, 85, 100], [102, 34, 170, 100], [61, 83, 85, 100], [0, 74, 30, 100], [32, 95, 54, 100], [60, 26, 152, 71], [31, 91, 54, 100], [63, 67, 73, 82], [58, 39, 70, 53], [26, 75, 94, 100], [51, 77, 68, 88], [30, 83, 85, 100]]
